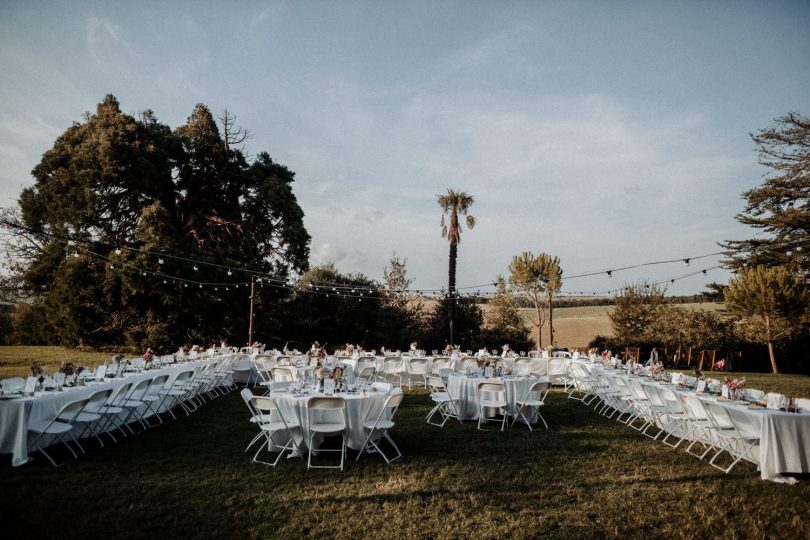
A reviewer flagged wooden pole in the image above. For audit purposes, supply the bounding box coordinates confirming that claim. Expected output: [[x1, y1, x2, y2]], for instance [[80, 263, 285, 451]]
[[248, 275, 255, 347]]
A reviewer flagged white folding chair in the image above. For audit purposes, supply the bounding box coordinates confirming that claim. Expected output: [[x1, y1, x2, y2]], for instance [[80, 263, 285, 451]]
[[512, 380, 550, 430], [406, 358, 429, 389], [271, 366, 296, 383], [680, 394, 720, 460], [378, 357, 403, 387], [118, 377, 155, 434], [476, 382, 508, 431], [426, 376, 460, 427], [356, 393, 404, 464], [703, 401, 760, 473], [139, 374, 170, 427], [356, 366, 376, 385], [250, 395, 301, 467], [28, 397, 90, 466], [240, 388, 267, 454], [306, 397, 347, 471], [74, 388, 115, 448]]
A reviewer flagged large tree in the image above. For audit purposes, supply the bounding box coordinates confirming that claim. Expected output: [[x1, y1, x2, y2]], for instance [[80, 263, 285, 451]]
[[609, 282, 668, 344], [724, 265, 809, 374], [2, 95, 310, 349], [723, 113, 809, 277], [437, 189, 476, 345], [508, 251, 562, 348]]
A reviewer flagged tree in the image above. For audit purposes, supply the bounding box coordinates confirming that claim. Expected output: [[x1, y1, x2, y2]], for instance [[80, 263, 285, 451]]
[[437, 189, 476, 345], [482, 276, 533, 352], [722, 113, 809, 277], [1, 95, 310, 349], [422, 296, 484, 352], [609, 282, 668, 344], [382, 252, 414, 309], [508, 252, 562, 348], [724, 265, 809, 374]]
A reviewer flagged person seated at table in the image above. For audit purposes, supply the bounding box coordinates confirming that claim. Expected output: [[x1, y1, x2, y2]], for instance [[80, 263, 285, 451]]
[[345, 343, 354, 355], [501, 344, 513, 358], [409, 341, 418, 354], [143, 348, 154, 364], [443, 342, 453, 355]]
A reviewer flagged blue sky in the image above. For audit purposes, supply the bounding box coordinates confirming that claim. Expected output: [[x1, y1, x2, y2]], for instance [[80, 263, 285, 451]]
[[1, 1, 808, 296]]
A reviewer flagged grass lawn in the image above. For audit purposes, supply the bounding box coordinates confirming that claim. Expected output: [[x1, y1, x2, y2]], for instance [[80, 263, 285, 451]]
[[1, 387, 808, 539], [0, 346, 112, 378]]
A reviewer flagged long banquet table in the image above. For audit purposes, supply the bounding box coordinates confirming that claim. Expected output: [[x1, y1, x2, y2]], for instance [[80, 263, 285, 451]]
[[0, 358, 217, 466], [587, 364, 810, 483]]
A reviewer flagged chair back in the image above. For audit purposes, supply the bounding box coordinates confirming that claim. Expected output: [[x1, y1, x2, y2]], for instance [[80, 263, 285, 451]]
[[128, 377, 154, 400], [526, 380, 550, 402], [57, 397, 91, 422], [460, 357, 478, 371], [145, 375, 170, 397], [431, 357, 452, 373], [477, 382, 507, 405], [357, 366, 376, 381], [427, 376, 446, 392], [84, 388, 114, 411], [109, 382, 134, 406], [408, 358, 429, 374], [383, 357, 402, 372], [276, 356, 291, 366], [271, 366, 295, 382]]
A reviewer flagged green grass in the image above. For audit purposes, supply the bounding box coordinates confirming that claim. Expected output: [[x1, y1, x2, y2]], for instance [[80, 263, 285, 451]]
[[1, 388, 808, 539], [0, 346, 113, 378]]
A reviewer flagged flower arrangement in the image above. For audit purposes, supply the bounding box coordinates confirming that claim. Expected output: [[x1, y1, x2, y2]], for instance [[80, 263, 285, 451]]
[[722, 378, 746, 399]]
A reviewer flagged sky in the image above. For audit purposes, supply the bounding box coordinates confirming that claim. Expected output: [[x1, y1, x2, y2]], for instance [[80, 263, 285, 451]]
[[1, 0, 808, 297]]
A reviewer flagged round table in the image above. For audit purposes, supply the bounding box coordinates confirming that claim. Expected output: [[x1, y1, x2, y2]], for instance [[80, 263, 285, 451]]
[[266, 389, 391, 450], [447, 373, 548, 421]]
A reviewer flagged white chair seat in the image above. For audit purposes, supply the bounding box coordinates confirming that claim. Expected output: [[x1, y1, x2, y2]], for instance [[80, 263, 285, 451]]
[[29, 420, 73, 435], [517, 399, 545, 407], [260, 421, 298, 432], [96, 406, 124, 415], [364, 419, 395, 430], [74, 412, 102, 423], [310, 423, 345, 433], [480, 399, 506, 408], [121, 400, 146, 408]]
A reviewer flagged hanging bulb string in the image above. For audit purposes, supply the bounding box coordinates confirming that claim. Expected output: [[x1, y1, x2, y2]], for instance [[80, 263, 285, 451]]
[[1, 217, 803, 296]]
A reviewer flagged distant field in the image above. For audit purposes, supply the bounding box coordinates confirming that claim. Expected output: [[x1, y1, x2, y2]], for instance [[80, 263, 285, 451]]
[[484, 302, 725, 349]]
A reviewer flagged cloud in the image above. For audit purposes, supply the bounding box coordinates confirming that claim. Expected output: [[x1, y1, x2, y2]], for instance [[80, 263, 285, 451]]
[[85, 15, 132, 62], [310, 243, 372, 271]]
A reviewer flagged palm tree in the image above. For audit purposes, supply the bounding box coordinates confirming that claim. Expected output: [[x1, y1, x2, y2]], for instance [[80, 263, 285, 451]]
[[437, 189, 476, 345]]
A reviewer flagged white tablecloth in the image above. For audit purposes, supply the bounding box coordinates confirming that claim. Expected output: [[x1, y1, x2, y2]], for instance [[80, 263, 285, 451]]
[[267, 390, 390, 450], [447, 373, 546, 420], [590, 365, 810, 483], [0, 359, 212, 466]]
